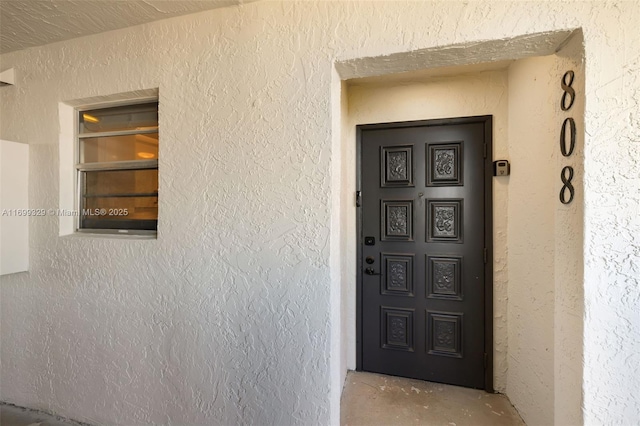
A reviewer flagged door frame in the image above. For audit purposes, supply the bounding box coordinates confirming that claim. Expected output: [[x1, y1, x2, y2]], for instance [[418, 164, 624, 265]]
[[355, 115, 494, 392]]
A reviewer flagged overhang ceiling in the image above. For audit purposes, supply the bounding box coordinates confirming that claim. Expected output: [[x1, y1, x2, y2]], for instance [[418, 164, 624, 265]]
[[0, 0, 250, 54]]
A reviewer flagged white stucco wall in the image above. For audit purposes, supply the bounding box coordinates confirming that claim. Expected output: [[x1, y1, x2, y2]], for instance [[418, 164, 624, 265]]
[[344, 68, 510, 391], [507, 55, 559, 425], [553, 32, 585, 426], [505, 39, 585, 426], [0, 2, 638, 425]]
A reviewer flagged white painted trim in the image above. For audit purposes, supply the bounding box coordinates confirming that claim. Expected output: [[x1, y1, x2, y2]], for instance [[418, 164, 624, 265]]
[[0, 139, 29, 275], [59, 103, 76, 236]]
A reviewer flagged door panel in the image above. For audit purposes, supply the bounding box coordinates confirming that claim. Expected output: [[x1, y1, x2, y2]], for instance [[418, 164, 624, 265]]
[[358, 117, 491, 389]]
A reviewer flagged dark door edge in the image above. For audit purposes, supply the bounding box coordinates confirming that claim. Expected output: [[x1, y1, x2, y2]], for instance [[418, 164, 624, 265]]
[[356, 126, 364, 371], [482, 116, 495, 393], [354, 116, 495, 393], [356, 115, 493, 131]]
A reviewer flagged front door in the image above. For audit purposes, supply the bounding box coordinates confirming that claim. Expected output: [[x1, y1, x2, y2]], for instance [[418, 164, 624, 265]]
[[358, 116, 492, 389]]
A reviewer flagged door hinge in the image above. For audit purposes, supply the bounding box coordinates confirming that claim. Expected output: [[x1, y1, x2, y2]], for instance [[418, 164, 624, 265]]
[[483, 143, 488, 159], [483, 248, 488, 264], [484, 353, 488, 369], [356, 190, 362, 207]]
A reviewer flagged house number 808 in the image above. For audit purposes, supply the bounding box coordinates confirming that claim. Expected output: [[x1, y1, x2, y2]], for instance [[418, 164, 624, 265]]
[[559, 70, 576, 205]]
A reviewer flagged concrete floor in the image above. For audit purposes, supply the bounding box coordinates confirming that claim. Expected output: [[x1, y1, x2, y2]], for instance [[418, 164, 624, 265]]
[[341, 371, 525, 426], [2, 372, 524, 426], [0, 403, 84, 426]]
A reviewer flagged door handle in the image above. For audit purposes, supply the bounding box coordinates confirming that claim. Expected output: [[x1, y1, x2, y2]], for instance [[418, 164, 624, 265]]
[[365, 267, 382, 276]]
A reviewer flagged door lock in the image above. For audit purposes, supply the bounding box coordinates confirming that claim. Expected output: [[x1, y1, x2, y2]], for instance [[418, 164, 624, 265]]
[[365, 267, 382, 276], [365, 256, 375, 264]]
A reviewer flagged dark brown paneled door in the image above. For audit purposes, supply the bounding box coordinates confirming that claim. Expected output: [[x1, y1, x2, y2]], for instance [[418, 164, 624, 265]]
[[358, 116, 492, 390]]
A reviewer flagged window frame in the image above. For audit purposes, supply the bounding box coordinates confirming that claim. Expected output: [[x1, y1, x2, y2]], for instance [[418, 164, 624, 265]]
[[75, 98, 159, 236]]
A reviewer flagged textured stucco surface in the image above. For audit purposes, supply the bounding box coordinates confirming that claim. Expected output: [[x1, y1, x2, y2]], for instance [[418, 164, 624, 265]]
[[507, 55, 560, 425], [505, 40, 585, 426], [553, 32, 585, 426], [0, 1, 638, 425], [345, 69, 510, 392], [0, 0, 249, 54]]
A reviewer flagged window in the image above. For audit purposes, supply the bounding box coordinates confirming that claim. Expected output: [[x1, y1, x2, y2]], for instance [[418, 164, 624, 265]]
[[76, 101, 159, 234]]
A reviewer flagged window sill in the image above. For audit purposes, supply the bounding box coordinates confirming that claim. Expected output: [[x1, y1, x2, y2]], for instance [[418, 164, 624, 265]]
[[61, 231, 157, 240]]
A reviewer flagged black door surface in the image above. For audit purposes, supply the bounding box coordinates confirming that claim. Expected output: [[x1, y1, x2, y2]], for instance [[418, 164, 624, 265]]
[[358, 116, 492, 390]]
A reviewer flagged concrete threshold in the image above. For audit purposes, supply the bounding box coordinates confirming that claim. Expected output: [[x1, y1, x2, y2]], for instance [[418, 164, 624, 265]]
[[341, 371, 525, 426]]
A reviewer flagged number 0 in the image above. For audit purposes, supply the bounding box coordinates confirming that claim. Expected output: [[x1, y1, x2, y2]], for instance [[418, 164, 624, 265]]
[[560, 117, 576, 157]]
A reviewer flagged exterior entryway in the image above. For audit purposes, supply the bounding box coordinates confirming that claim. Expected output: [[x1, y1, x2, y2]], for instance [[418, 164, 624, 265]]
[[357, 117, 493, 390]]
